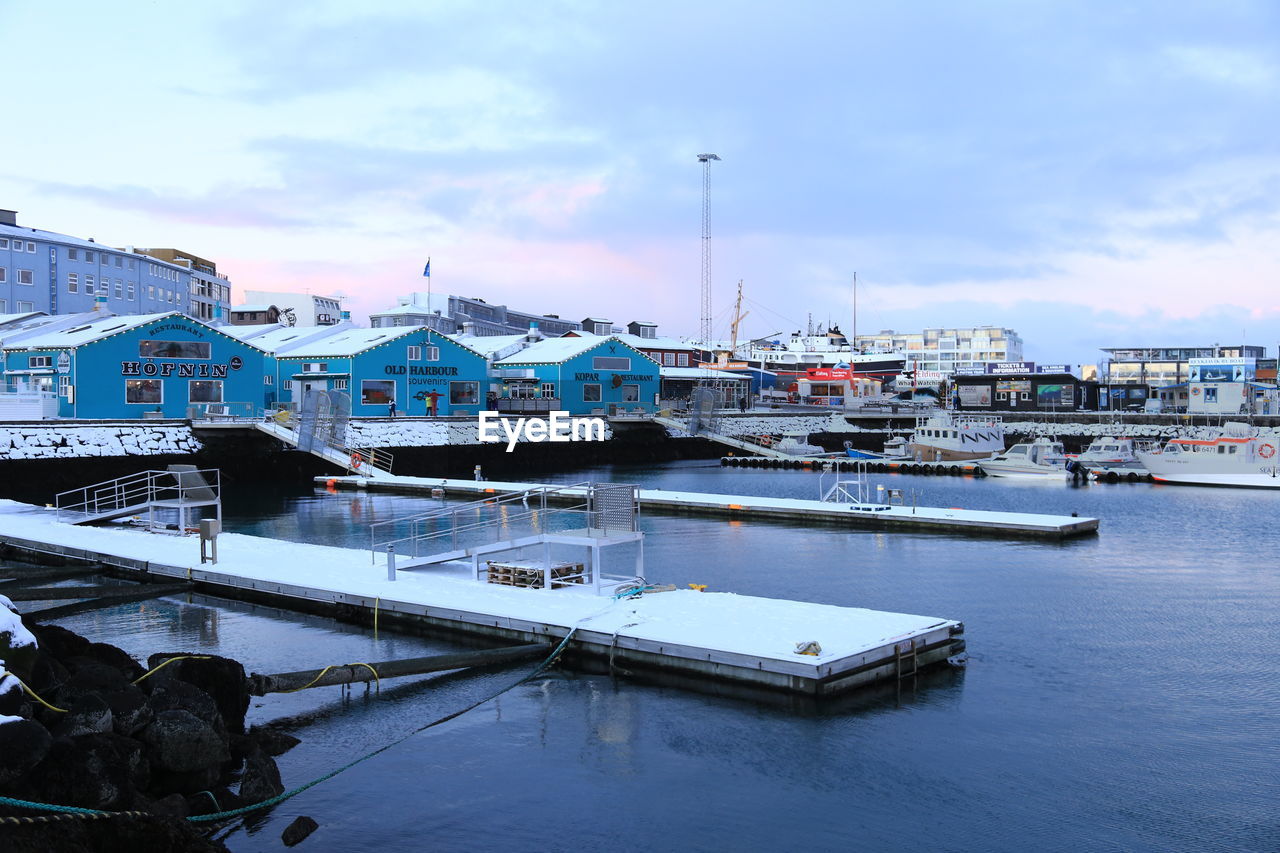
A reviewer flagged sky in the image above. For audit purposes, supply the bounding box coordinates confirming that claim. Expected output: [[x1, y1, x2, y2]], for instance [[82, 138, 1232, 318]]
[[3, 0, 1279, 366]]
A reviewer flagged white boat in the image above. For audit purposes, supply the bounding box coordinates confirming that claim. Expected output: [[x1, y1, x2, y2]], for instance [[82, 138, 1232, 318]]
[[1136, 422, 1280, 488], [1072, 436, 1149, 473], [904, 414, 1005, 462], [979, 438, 1070, 478]]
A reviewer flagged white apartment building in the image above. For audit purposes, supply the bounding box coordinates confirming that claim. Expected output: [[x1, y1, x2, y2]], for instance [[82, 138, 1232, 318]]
[[242, 290, 343, 326], [853, 326, 1023, 375]]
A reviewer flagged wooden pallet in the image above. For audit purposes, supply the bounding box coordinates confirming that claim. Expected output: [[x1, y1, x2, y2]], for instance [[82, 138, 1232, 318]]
[[486, 559, 586, 589]]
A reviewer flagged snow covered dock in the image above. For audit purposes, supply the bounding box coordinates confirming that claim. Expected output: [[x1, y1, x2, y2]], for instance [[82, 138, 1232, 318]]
[[0, 500, 963, 697], [319, 475, 1100, 539]]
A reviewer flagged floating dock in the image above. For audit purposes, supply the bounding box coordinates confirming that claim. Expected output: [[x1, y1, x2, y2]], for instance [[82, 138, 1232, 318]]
[[0, 500, 964, 698], [720, 455, 988, 476], [317, 475, 1100, 539]]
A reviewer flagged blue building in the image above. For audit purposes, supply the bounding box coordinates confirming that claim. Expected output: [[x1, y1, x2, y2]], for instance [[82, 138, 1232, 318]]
[[0, 209, 232, 320], [273, 326, 489, 417], [0, 312, 270, 419], [492, 336, 659, 415]]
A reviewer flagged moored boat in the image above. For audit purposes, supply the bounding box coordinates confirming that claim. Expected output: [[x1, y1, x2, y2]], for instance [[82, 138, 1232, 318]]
[[903, 414, 1005, 462], [1136, 423, 1280, 488], [978, 438, 1069, 478]]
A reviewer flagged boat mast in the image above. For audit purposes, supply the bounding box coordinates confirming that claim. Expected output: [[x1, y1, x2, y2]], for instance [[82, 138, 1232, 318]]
[[722, 279, 749, 366], [852, 272, 857, 352]]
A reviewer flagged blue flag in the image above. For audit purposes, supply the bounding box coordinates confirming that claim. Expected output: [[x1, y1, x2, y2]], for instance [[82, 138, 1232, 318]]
[[422, 259, 431, 277]]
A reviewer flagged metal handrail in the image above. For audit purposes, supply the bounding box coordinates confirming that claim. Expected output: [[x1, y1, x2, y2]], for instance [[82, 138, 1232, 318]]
[[55, 469, 221, 523]]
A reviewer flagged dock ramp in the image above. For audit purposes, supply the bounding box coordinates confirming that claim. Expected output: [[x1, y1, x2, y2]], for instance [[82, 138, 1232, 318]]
[[654, 414, 832, 461], [55, 466, 222, 532]]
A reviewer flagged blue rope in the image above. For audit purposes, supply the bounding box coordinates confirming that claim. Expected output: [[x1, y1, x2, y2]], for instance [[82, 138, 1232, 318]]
[[0, 629, 579, 824]]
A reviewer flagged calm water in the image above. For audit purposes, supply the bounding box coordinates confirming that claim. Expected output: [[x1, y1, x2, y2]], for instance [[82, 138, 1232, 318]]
[[59, 461, 1280, 852]]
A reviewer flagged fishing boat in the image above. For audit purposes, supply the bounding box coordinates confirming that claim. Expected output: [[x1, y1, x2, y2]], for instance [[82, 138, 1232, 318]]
[[901, 414, 1005, 462], [1136, 423, 1280, 488], [978, 438, 1070, 478], [1072, 436, 1149, 473]]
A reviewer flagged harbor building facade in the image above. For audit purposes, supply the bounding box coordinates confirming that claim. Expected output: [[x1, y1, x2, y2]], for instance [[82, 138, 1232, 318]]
[[853, 326, 1023, 376], [273, 327, 488, 418], [0, 211, 232, 320], [0, 312, 269, 419], [492, 336, 659, 416], [952, 363, 1100, 412], [1155, 357, 1278, 415], [370, 292, 582, 337], [133, 248, 233, 322], [241, 290, 343, 327]]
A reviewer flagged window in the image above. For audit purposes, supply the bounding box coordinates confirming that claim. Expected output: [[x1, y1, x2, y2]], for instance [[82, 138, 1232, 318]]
[[361, 380, 395, 405], [0, 238, 7, 249], [662, 352, 675, 366], [114, 256, 122, 267], [127, 283, 135, 299], [17, 269, 33, 285], [425, 345, 439, 361], [59, 376, 71, 399], [620, 384, 639, 402], [17, 301, 33, 312], [114, 279, 122, 298], [583, 383, 602, 402], [333, 378, 348, 390], [303, 362, 328, 373], [996, 392, 1008, 401], [85, 251, 94, 263], [189, 380, 223, 403], [126, 379, 162, 404], [264, 375, 274, 386], [127, 258, 134, 270], [29, 356, 52, 368], [0, 267, 6, 283], [407, 345, 421, 361], [85, 274, 95, 293], [67, 248, 78, 261], [450, 381, 479, 405], [593, 356, 631, 371], [1020, 392, 1031, 401], [139, 340, 211, 359], [677, 353, 689, 367], [25, 242, 34, 253], [148, 285, 155, 299], [0, 299, 6, 312], [67, 272, 78, 292], [540, 382, 556, 398]]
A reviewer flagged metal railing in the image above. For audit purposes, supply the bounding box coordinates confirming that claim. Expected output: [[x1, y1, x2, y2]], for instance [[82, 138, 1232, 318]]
[[187, 401, 259, 421], [261, 406, 394, 476], [369, 482, 638, 564], [55, 468, 221, 530]]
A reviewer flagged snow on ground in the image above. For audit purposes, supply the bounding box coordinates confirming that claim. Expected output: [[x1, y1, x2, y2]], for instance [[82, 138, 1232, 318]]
[[0, 424, 201, 459], [0, 500, 952, 669]]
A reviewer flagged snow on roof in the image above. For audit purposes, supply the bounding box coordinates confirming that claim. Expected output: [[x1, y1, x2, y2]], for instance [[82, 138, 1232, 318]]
[[5, 312, 177, 349], [229, 304, 276, 313], [495, 335, 652, 366], [370, 303, 439, 316], [281, 326, 482, 359], [0, 312, 45, 327], [565, 330, 695, 351], [219, 323, 285, 340], [0, 224, 186, 269], [449, 333, 531, 356], [660, 366, 751, 379]]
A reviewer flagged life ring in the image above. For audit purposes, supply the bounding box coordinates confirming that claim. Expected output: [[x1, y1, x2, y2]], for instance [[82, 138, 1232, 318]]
[[1260, 443, 1276, 459], [350, 452, 364, 469], [759, 435, 774, 446]]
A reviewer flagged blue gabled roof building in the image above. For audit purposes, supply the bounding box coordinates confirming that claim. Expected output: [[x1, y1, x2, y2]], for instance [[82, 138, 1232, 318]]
[[492, 336, 659, 415]]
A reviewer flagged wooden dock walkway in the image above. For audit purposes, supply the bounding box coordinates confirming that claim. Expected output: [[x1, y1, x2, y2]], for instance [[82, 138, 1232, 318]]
[[0, 500, 965, 698], [318, 475, 1099, 539]]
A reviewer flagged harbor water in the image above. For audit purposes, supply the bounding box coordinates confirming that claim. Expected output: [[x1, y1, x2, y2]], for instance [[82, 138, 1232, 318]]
[[56, 460, 1280, 851]]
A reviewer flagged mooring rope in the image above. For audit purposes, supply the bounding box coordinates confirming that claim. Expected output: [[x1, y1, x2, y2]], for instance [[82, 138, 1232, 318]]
[[0, 628, 580, 825]]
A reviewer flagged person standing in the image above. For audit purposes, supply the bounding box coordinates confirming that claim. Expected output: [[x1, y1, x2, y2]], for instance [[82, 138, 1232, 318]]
[[388, 399, 397, 418]]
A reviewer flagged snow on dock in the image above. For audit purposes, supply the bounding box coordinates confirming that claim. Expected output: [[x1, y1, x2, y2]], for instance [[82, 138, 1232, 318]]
[[319, 474, 1099, 539], [0, 500, 962, 697]]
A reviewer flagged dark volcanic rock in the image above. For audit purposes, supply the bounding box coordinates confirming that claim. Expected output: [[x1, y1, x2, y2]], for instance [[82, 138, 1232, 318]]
[[1, 813, 230, 853], [26, 622, 90, 661], [238, 744, 284, 804], [146, 653, 249, 733], [282, 815, 320, 846], [55, 659, 132, 705], [142, 709, 230, 774], [25, 732, 149, 810], [0, 673, 25, 716], [0, 718, 52, 785], [248, 724, 301, 757], [148, 678, 226, 735], [106, 683, 154, 736], [84, 640, 145, 681], [51, 692, 113, 738]]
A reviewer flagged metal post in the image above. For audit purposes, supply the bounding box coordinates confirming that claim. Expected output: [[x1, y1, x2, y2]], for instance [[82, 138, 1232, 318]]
[[386, 544, 397, 581]]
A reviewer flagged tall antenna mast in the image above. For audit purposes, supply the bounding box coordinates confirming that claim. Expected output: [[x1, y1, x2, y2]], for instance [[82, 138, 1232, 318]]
[[852, 271, 857, 348], [697, 153, 721, 346]]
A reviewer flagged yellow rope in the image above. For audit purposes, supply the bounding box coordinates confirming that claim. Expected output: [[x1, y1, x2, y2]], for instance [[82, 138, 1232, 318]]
[[132, 655, 213, 685], [2, 670, 67, 713], [279, 663, 381, 693]]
